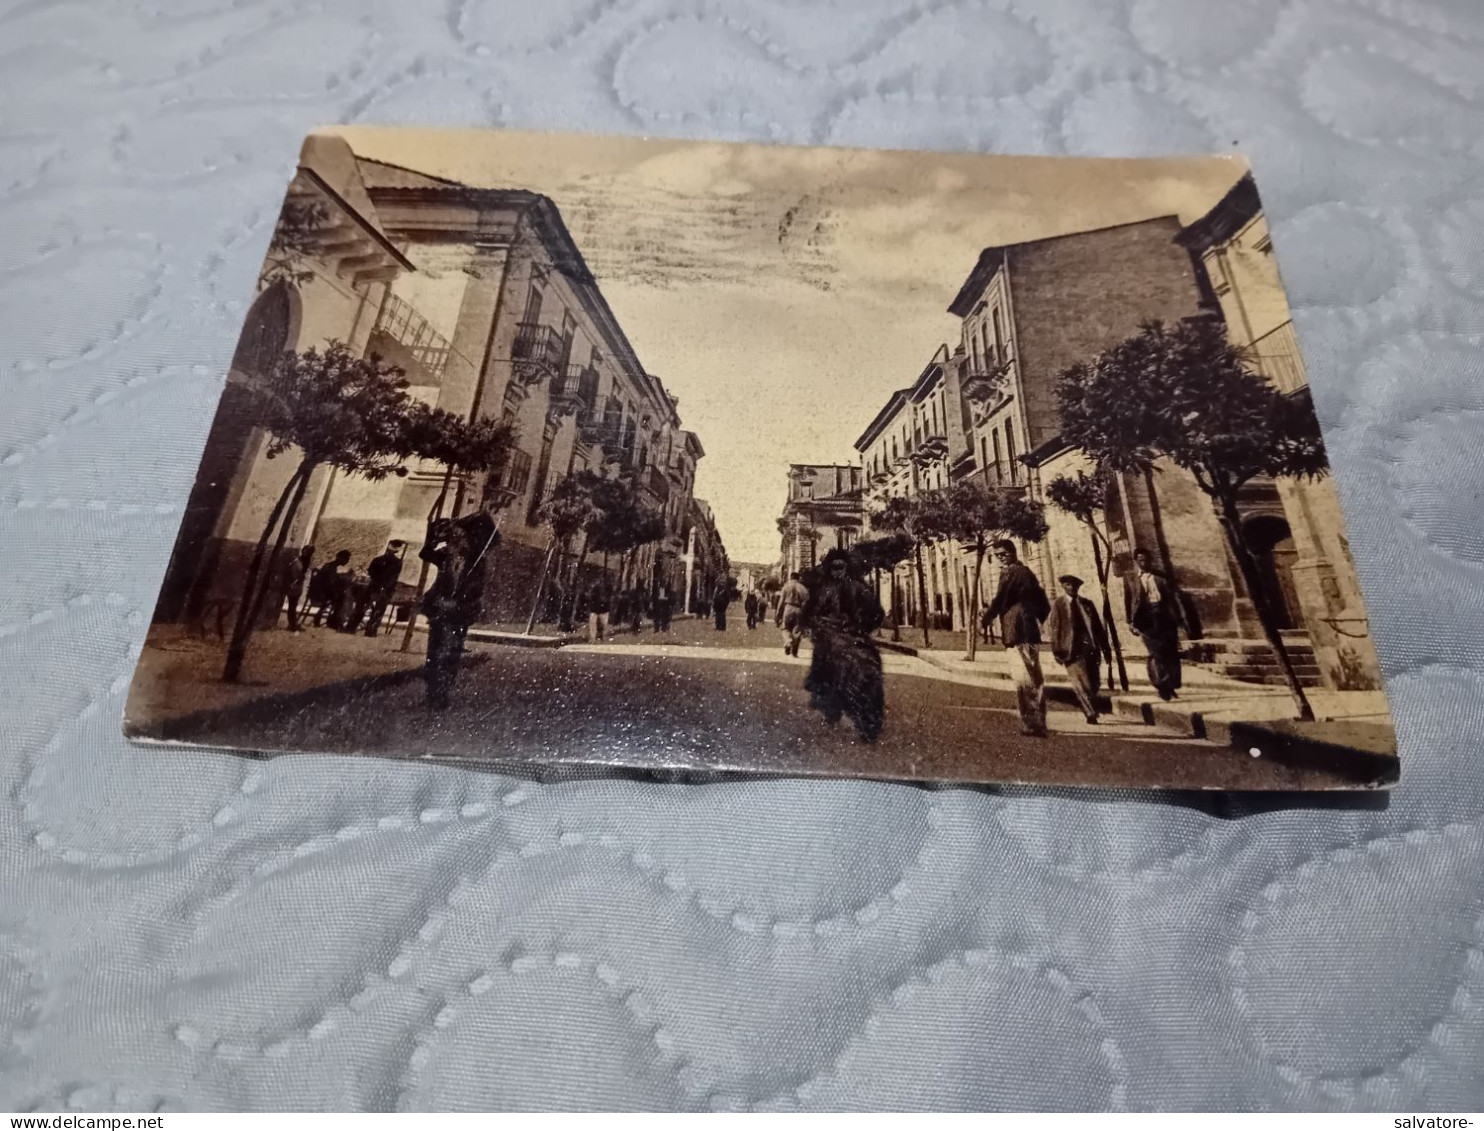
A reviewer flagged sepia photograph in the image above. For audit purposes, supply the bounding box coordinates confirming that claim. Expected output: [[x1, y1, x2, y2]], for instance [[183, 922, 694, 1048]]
[[123, 127, 1399, 790]]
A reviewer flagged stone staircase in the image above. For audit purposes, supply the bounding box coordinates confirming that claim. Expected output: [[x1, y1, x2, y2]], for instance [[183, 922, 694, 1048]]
[[1187, 632, 1323, 688]]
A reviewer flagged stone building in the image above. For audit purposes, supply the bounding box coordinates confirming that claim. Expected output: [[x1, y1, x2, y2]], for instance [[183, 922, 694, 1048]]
[[1176, 175, 1383, 689], [844, 208, 1351, 687], [777, 464, 865, 578], [154, 134, 706, 630], [682, 497, 729, 613], [854, 348, 961, 631]]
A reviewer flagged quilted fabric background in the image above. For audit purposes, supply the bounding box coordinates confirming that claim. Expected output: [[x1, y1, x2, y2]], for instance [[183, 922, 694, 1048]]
[[3, 0, 1483, 1112]]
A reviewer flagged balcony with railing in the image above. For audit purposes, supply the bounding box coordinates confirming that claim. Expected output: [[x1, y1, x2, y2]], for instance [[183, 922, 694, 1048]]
[[512, 321, 566, 385], [549, 362, 599, 417], [1249, 320, 1306, 394], [911, 431, 948, 465], [369, 293, 452, 380], [639, 463, 670, 504], [961, 359, 1008, 404]]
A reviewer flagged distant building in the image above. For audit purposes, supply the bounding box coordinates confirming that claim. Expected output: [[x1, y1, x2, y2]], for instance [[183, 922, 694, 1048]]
[[154, 135, 709, 630], [777, 464, 864, 578]]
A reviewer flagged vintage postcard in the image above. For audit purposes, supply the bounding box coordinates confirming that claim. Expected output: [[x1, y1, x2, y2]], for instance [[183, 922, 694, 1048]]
[[124, 127, 1400, 790]]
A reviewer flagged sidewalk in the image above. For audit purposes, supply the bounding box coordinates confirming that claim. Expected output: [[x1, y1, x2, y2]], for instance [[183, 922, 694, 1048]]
[[880, 631, 1398, 777], [125, 623, 437, 729]]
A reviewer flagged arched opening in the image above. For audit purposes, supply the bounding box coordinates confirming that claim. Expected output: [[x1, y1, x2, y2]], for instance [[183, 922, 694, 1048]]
[[153, 282, 298, 622], [1242, 513, 1303, 631]]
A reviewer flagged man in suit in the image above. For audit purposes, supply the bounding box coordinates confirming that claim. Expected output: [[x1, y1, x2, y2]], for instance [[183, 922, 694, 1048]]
[[1047, 574, 1109, 724], [1124, 548, 1185, 702], [359, 540, 404, 637], [980, 540, 1052, 737]]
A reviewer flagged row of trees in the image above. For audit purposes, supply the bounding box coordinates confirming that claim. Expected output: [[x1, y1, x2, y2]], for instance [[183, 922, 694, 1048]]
[[529, 469, 668, 631], [862, 481, 1049, 660], [222, 343, 515, 682]]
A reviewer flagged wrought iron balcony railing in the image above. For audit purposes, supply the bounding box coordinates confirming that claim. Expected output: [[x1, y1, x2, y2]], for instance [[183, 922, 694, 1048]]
[[512, 321, 566, 385], [1248, 320, 1306, 394], [549, 362, 600, 417], [372, 293, 452, 377]]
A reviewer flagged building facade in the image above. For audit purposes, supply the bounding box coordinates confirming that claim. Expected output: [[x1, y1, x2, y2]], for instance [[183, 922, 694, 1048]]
[[156, 135, 709, 630], [845, 209, 1357, 688], [777, 464, 865, 578], [854, 349, 962, 631], [683, 497, 729, 613], [1176, 176, 1383, 689]]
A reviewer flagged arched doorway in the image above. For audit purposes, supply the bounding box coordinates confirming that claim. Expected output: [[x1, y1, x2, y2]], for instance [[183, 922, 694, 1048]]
[[153, 282, 298, 621], [1242, 514, 1304, 631]]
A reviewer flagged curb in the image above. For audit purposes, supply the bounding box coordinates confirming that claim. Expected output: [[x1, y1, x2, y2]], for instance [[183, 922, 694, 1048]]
[[1110, 695, 1398, 786], [465, 629, 584, 649]]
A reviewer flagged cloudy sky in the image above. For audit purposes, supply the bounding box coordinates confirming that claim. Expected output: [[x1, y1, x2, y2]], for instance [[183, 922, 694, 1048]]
[[333, 126, 1247, 564]]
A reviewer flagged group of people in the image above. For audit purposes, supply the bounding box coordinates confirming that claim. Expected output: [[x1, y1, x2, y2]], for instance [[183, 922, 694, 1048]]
[[772, 540, 1195, 745], [279, 541, 405, 638], [580, 581, 675, 642], [979, 541, 1194, 736]]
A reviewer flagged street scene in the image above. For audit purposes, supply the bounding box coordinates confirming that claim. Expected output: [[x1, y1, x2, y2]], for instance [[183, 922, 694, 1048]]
[[124, 128, 1399, 789]]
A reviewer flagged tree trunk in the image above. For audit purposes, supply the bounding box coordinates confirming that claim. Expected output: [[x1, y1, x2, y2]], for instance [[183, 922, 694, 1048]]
[[1217, 496, 1315, 722], [967, 545, 985, 661], [223, 458, 309, 682], [1090, 530, 1128, 691], [913, 542, 931, 647], [524, 537, 558, 635]]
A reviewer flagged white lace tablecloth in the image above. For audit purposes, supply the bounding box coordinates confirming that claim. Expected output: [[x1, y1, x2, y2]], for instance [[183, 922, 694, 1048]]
[[2, 0, 1482, 1112]]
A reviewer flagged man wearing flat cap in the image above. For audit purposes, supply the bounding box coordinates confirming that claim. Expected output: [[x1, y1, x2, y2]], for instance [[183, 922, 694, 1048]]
[[1046, 574, 1108, 725]]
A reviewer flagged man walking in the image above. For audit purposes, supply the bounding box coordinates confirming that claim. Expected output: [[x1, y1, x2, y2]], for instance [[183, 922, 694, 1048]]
[[712, 583, 732, 631], [744, 590, 759, 630], [776, 570, 810, 657], [587, 579, 611, 643], [360, 540, 404, 637], [651, 583, 672, 633], [1125, 548, 1186, 701], [980, 540, 1051, 737], [1047, 574, 1108, 724]]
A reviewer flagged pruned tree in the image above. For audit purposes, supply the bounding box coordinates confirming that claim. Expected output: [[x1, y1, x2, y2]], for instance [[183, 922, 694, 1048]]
[[531, 470, 603, 632], [1056, 317, 1330, 720], [925, 480, 1048, 660], [1045, 469, 1129, 689], [874, 494, 944, 647], [223, 342, 514, 682]]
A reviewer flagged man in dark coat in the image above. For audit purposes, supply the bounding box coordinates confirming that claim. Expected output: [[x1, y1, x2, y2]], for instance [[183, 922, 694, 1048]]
[[360, 540, 404, 637], [309, 550, 352, 629], [420, 511, 498, 710], [801, 549, 886, 742], [712, 583, 732, 631], [650, 583, 672, 633], [980, 540, 1052, 737], [1124, 547, 1185, 701], [1047, 574, 1109, 724], [586, 579, 611, 642], [744, 591, 759, 630]]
